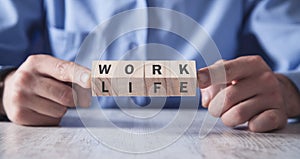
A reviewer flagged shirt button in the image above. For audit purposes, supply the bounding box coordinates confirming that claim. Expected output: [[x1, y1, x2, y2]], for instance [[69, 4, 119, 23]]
[[129, 42, 138, 49]]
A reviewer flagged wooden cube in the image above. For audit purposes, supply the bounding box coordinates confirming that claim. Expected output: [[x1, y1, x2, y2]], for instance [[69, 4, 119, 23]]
[[91, 61, 119, 96], [91, 60, 197, 96], [91, 61, 145, 96], [144, 61, 169, 96], [113, 61, 145, 96], [166, 61, 197, 96]]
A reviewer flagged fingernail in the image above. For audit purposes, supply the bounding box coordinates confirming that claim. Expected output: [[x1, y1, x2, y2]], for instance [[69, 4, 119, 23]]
[[202, 92, 209, 107], [80, 72, 90, 83], [198, 71, 209, 85]]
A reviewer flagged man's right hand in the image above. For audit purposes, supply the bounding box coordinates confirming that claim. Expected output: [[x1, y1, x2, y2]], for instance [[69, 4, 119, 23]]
[[2, 55, 91, 126]]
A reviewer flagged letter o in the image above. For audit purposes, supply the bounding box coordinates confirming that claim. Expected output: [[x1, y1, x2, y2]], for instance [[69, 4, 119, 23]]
[[125, 64, 134, 74]]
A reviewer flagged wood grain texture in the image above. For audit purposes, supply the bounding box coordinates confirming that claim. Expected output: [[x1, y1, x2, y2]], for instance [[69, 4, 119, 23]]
[[144, 61, 169, 96], [92, 61, 145, 96], [91, 61, 119, 96], [166, 61, 197, 96], [0, 109, 299, 159], [114, 61, 145, 96]]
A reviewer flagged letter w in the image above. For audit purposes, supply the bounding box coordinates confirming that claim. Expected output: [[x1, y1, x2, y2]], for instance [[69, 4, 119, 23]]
[[99, 64, 111, 74]]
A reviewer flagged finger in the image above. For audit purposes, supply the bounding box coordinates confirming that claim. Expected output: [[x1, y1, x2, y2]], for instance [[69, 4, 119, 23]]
[[32, 76, 76, 107], [248, 109, 287, 132], [26, 95, 68, 118], [198, 56, 270, 88], [23, 55, 91, 88], [73, 84, 91, 107], [207, 76, 273, 116], [220, 95, 279, 127], [10, 108, 61, 126], [201, 84, 225, 108]]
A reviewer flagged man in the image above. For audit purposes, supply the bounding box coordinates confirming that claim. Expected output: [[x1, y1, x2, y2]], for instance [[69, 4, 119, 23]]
[[0, 0, 299, 132]]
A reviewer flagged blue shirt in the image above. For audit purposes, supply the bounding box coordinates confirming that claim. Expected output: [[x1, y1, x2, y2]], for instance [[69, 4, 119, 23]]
[[0, 0, 299, 108]]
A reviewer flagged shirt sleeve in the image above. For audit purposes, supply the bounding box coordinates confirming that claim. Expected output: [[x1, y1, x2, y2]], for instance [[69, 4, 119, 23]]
[[0, 0, 48, 67], [248, 0, 300, 91], [0, 66, 17, 121], [0, 1, 49, 119]]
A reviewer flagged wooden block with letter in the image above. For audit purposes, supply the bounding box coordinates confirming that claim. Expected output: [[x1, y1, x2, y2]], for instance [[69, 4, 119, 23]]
[[91, 61, 118, 96], [114, 61, 145, 96], [144, 61, 169, 96], [91, 60, 197, 96], [91, 61, 144, 96], [166, 61, 197, 96]]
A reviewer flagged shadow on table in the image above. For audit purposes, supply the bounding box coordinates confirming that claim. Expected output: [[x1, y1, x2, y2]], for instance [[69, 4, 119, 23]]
[[231, 120, 300, 135], [60, 116, 167, 130]]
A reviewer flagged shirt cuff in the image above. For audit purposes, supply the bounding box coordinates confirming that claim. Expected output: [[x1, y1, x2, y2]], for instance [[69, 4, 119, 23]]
[[280, 71, 300, 92], [0, 66, 17, 121]]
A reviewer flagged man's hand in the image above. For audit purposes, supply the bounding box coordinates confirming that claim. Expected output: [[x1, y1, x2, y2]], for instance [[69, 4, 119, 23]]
[[2, 55, 91, 126], [198, 56, 300, 132]]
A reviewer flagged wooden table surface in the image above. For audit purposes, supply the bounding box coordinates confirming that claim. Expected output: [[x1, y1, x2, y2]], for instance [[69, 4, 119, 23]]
[[0, 109, 299, 159]]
